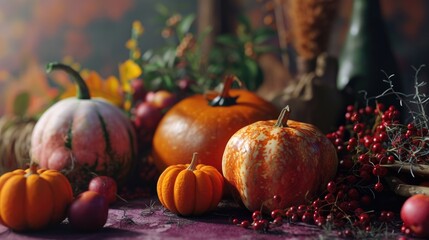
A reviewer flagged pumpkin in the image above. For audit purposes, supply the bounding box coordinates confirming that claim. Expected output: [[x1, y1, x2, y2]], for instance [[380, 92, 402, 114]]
[[0, 164, 73, 231], [30, 63, 137, 191], [157, 152, 224, 216], [152, 75, 278, 173], [222, 106, 338, 212]]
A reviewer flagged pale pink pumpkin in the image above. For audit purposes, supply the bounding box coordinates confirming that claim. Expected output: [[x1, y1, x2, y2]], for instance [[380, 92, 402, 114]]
[[30, 63, 137, 190], [222, 106, 338, 212]]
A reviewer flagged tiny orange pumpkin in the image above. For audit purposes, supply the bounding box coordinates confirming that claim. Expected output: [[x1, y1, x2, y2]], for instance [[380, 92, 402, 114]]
[[157, 153, 224, 216], [0, 164, 73, 231]]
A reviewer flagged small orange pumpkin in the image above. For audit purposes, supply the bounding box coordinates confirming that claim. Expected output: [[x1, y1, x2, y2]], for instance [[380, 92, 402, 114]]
[[0, 164, 73, 231], [152, 75, 279, 173], [157, 153, 224, 216], [222, 106, 338, 212]]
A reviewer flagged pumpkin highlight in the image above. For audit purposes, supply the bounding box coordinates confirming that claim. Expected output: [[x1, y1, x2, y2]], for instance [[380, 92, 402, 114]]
[[157, 152, 224, 216], [152, 75, 278, 173], [0, 165, 73, 231], [222, 106, 338, 212]]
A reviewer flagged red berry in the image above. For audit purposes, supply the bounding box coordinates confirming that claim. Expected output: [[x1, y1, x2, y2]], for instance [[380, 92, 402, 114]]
[[302, 212, 313, 223], [271, 209, 283, 219], [327, 181, 337, 193], [273, 194, 282, 203], [252, 211, 262, 220], [353, 123, 364, 133], [273, 217, 283, 226], [240, 220, 250, 228], [324, 193, 335, 203], [374, 182, 384, 192], [358, 154, 369, 164], [348, 188, 360, 200], [359, 213, 370, 225]]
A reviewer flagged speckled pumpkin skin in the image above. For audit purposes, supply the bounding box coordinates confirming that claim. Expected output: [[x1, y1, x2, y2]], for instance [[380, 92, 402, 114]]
[[222, 119, 338, 212]]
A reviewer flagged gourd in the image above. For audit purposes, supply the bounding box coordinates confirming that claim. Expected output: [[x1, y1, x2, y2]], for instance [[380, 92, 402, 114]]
[[152, 75, 278, 173], [222, 106, 338, 212], [0, 165, 73, 231], [30, 63, 137, 190], [157, 153, 224, 216]]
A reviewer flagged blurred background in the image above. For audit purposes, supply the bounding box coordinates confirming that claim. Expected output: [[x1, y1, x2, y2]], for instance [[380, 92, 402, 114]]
[[0, 0, 428, 117]]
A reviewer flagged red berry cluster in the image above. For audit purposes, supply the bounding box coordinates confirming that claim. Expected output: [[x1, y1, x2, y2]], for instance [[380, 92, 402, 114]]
[[231, 103, 406, 236], [231, 195, 284, 232]]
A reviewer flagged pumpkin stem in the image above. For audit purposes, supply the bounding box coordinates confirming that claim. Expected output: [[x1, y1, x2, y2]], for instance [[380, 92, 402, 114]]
[[209, 75, 241, 107], [25, 162, 39, 177], [187, 152, 199, 171], [46, 62, 91, 100], [274, 105, 290, 127]]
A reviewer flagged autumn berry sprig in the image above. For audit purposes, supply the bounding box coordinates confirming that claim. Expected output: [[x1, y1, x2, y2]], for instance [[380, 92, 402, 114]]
[[364, 66, 429, 174]]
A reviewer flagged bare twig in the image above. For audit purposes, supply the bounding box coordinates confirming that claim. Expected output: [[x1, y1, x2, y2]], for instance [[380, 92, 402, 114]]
[[384, 175, 429, 197]]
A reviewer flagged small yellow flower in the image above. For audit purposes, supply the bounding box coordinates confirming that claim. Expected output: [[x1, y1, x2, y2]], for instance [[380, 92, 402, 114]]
[[131, 49, 141, 59], [126, 39, 138, 50], [132, 20, 144, 36], [119, 59, 142, 93]]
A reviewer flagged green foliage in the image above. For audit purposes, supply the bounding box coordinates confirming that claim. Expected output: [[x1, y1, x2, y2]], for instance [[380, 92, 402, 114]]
[[136, 5, 277, 93], [13, 92, 30, 117]]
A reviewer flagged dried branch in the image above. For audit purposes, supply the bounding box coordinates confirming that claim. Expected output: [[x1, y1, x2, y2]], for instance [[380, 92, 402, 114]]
[[384, 175, 429, 197]]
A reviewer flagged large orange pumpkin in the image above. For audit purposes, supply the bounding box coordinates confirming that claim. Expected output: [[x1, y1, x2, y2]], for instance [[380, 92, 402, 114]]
[[222, 106, 338, 212], [0, 165, 73, 231], [152, 75, 278, 173]]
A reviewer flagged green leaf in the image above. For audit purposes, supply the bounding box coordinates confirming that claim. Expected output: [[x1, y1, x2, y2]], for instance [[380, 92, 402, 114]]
[[253, 28, 276, 44], [216, 35, 237, 47], [237, 14, 252, 31], [150, 56, 167, 68], [176, 14, 195, 39], [243, 59, 259, 90], [254, 45, 278, 54], [143, 63, 161, 72], [141, 50, 154, 61], [13, 92, 30, 117], [163, 49, 177, 68], [155, 4, 170, 17], [161, 75, 175, 90]]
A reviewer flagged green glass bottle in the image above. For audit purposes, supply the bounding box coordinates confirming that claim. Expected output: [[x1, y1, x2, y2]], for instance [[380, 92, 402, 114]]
[[337, 0, 403, 108]]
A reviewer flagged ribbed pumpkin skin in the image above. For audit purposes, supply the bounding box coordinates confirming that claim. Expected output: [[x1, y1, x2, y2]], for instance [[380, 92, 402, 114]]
[[157, 158, 224, 216], [0, 168, 73, 231], [152, 89, 278, 173], [222, 118, 338, 212], [30, 98, 136, 184]]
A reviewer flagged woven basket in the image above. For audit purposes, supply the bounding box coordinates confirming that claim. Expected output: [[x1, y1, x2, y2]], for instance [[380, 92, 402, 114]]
[[0, 116, 36, 174]]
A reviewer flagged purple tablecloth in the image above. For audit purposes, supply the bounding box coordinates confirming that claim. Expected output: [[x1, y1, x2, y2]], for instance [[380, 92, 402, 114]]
[[0, 197, 344, 240]]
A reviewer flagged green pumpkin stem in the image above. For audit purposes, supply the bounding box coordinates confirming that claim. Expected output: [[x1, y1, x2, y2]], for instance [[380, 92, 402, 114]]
[[209, 75, 241, 107], [274, 105, 290, 128], [46, 62, 91, 100], [187, 152, 199, 171]]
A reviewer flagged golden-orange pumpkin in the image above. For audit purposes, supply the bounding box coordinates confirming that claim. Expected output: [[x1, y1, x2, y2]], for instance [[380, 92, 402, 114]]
[[222, 106, 338, 212], [157, 153, 224, 216], [0, 165, 73, 231], [152, 75, 279, 173]]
